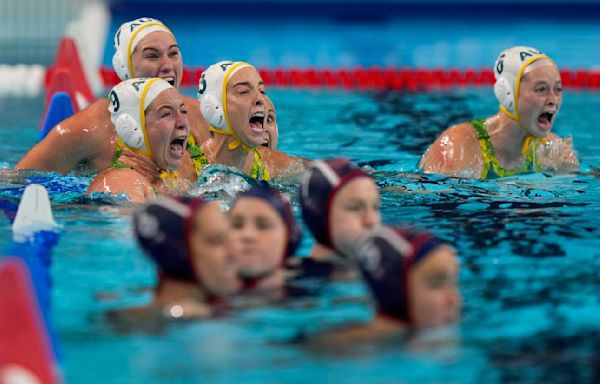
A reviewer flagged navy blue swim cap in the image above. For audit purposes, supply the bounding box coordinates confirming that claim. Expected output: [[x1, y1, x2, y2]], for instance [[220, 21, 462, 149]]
[[299, 158, 371, 250], [232, 182, 301, 258], [353, 225, 449, 323], [133, 195, 206, 282]]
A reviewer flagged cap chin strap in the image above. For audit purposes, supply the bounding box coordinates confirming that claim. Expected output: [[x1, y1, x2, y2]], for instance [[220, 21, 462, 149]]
[[500, 104, 520, 123], [521, 135, 547, 158], [209, 125, 254, 152]]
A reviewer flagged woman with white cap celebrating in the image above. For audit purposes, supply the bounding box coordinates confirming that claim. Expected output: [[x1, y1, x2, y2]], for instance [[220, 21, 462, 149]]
[[198, 61, 306, 180], [16, 17, 214, 182], [86, 77, 190, 202], [420, 46, 579, 179]]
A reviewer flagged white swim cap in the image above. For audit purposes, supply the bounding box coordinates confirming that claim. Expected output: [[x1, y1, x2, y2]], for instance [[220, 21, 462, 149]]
[[108, 78, 174, 157], [493, 46, 554, 122], [112, 17, 174, 80], [197, 61, 254, 135]]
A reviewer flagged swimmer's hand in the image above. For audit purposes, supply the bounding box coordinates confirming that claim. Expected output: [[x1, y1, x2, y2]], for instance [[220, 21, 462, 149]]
[[538, 136, 580, 174]]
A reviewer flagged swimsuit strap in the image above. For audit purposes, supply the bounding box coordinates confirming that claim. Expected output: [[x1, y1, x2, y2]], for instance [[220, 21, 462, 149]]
[[185, 135, 209, 176], [471, 118, 495, 179], [249, 148, 270, 181], [471, 119, 541, 179], [111, 138, 131, 169]]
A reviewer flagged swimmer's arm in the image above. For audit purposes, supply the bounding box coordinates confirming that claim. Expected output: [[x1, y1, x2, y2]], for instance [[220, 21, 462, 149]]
[[86, 168, 155, 203], [15, 99, 114, 174], [259, 147, 308, 179], [419, 123, 481, 177]]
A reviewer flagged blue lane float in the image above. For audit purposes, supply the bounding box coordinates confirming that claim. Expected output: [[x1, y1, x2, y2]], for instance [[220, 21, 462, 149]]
[[39, 92, 75, 141]]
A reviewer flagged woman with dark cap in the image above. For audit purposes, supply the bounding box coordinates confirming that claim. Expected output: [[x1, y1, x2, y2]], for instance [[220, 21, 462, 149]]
[[305, 225, 461, 348], [353, 225, 461, 329], [112, 195, 240, 325], [228, 183, 301, 292], [297, 158, 380, 278]]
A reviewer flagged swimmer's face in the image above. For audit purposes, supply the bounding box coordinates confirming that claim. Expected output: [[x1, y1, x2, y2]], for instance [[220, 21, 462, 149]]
[[189, 201, 241, 296], [131, 31, 183, 88], [229, 197, 287, 280], [145, 88, 189, 171], [408, 246, 461, 328], [264, 98, 278, 149], [518, 63, 562, 138], [330, 177, 381, 256], [226, 67, 267, 147]]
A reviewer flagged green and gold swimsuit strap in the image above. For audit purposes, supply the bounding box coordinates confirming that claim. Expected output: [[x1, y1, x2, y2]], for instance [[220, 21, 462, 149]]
[[111, 138, 129, 169], [249, 148, 270, 181], [471, 118, 541, 179], [186, 135, 209, 176]]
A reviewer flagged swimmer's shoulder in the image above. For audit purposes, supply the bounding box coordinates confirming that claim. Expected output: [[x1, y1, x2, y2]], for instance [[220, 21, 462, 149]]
[[445, 121, 480, 143], [420, 121, 481, 175], [258, 147, 307, 179], [87, 168, 153, 202]]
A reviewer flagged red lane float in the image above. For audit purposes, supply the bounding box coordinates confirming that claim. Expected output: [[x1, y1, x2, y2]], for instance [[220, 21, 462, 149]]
[[0, 258, 58, 384], [94, 65, 600, 90]]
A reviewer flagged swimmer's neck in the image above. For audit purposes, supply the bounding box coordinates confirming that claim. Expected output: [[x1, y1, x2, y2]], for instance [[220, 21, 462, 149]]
[[117, 148, 163, 183], [250, 269, 286, 292], [485, 112, 530, 159], [309, 243, 349, 265], [373, 313, 408, 331], [205, 133, 257, 172], [153, 278, 209, 306]]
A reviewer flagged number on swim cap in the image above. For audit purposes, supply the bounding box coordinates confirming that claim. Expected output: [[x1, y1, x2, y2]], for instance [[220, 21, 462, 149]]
[[198, 73, 207, 95], [114, 29, 121, 47], [109, 90, 120, 112], [496, 53, 506, 75]]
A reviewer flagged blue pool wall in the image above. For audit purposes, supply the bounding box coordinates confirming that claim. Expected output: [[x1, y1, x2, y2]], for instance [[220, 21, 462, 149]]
[[103, 1, 600, 70]]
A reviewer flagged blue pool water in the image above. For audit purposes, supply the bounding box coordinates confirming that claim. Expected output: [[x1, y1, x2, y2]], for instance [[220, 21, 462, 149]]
[[2, 86, 600, 383]]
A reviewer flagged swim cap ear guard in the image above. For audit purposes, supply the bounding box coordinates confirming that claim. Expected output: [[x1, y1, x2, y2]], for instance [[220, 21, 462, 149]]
[[493, 46, 547, 119], [493, 77, 515, 112], [112, 51, 129, 81], [115, 113, 144, 149], [112, 17, 173, 80], [199, 93, 225, 128]]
